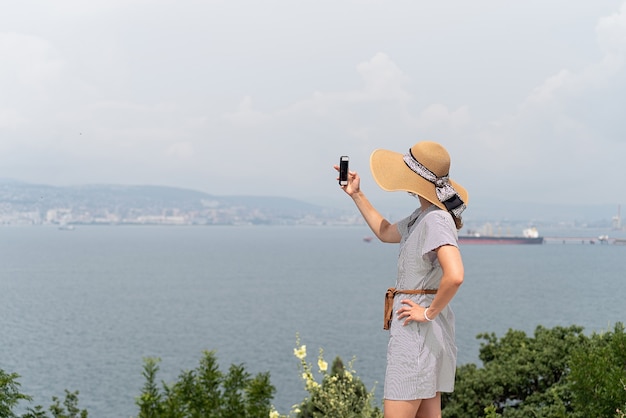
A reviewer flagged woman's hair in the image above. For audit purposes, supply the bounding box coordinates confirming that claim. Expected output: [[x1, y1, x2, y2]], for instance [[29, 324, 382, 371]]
[[408, 192, 463, 230], [452, 214, 463, 230]]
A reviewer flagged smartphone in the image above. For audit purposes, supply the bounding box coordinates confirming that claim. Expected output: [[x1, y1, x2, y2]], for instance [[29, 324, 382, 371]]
[[339, 156, 349, 186]]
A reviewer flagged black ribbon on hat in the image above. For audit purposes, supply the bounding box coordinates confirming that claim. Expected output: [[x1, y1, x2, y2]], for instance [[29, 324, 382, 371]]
[[403, 151, 466, 218]]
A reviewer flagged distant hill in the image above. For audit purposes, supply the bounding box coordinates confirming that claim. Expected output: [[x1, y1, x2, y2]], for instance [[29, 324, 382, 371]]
[[3, 180, 616, 228], [0, 181, 349, 225]]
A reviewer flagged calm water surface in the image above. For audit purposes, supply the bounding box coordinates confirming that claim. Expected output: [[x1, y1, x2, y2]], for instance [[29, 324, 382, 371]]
[[1, 225, 625, 417]]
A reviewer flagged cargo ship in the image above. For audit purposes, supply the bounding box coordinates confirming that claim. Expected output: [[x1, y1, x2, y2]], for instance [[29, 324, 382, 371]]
[[458, 227, 544, 245]]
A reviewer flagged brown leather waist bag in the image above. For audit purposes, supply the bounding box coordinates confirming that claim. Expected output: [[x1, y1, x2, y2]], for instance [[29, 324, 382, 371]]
[[384, 287, 438, 330]]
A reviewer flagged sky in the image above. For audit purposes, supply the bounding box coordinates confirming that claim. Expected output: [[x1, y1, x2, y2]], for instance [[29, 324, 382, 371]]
[[1, 0, 626, 218]]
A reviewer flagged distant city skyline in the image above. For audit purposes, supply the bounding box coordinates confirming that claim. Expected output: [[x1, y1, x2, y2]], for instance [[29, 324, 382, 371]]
[[0, 181, 355, 227], [0, 179, 621, 228], [1, 1, 626, 212]]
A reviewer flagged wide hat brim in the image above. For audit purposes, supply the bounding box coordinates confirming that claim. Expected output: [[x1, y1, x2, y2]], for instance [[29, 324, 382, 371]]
[[370, 148, 469, 211]]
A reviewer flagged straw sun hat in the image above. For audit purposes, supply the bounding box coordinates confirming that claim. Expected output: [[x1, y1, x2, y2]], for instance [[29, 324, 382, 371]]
[[370, 141, 468, 216]]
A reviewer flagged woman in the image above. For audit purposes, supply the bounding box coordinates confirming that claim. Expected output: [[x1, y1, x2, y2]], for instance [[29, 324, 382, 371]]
[[335, 141, 468, 418]]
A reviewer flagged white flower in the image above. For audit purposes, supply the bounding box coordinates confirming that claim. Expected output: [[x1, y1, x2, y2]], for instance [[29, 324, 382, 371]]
[[305, 379, 320, 391], [317, 358, 328, 373], [294, 345, 307, 360], [269, 410, 280, 418]]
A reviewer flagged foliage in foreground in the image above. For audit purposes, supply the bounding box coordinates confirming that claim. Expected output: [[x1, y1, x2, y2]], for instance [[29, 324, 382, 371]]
[[136, 350, 275, 418], [271, 338, 382, 418], [442, 323, 626, 418], [135, 343, 381, 418], [4, 323, 625, 418], [0, 369, 87, 418]]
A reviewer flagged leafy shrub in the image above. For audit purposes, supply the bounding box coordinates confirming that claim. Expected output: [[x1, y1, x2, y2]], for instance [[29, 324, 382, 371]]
[[442, 323, 626, 418], [0, 369, 87, 418], [6, 324, 626, 418], [0, 370, 30, 418], [568, 323, 626, 418], [270, 338, 382, 418], [442, 324, 586, 417], [136, 350, 275, 418]]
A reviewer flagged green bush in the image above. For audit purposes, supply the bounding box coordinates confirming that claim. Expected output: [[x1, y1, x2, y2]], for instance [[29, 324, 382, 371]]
[[0, 369, 87, 418], [442, 323, 626, 418], [136, 350, 275, 418], [0, 369, 31, 418], [442, 325, 585, 417], [5, 324, 626, 418], [269, 338, 382, 418], [568, 323, 626, 418]]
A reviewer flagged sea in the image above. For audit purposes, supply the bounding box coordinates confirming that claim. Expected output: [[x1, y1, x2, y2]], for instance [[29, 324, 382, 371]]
[[1, 225, 625, 417]]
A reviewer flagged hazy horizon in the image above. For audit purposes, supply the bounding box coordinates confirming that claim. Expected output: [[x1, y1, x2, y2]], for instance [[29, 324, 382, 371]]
[[1, 177, 621, 225]]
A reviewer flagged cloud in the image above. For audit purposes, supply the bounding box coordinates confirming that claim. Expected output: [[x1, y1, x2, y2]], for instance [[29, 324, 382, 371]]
[[222, 96, 270, 126], [0, 32, 64, 86], [596, 1, 626, 57], [166, 142, 195, 160], [525, 69, 575, 105], [354, 52, 412, 102], [462, 4, 626, 205], [1, 1, 625, 211], [214, 17, 626, 204], [217, 52, 456, 168], [222, 53, 411, 126], [0, 108, 26, 130], [523, 4, 626, 112], [415, 104, 471, 131], [313, 53, 412, 104], [209, 52, 478, 203]]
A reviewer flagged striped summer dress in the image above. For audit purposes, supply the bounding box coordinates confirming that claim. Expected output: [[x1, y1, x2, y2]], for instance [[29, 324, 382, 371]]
[[384, 204, 459, 400]]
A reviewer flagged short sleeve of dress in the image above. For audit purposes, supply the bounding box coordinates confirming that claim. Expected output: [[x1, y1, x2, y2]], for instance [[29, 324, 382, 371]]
[[421, 210, 458, 256]]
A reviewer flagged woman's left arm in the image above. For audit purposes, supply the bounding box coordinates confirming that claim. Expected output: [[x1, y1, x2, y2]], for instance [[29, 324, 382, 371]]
[[425, 244, 464, 319], [397, 244, 464, 324]]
